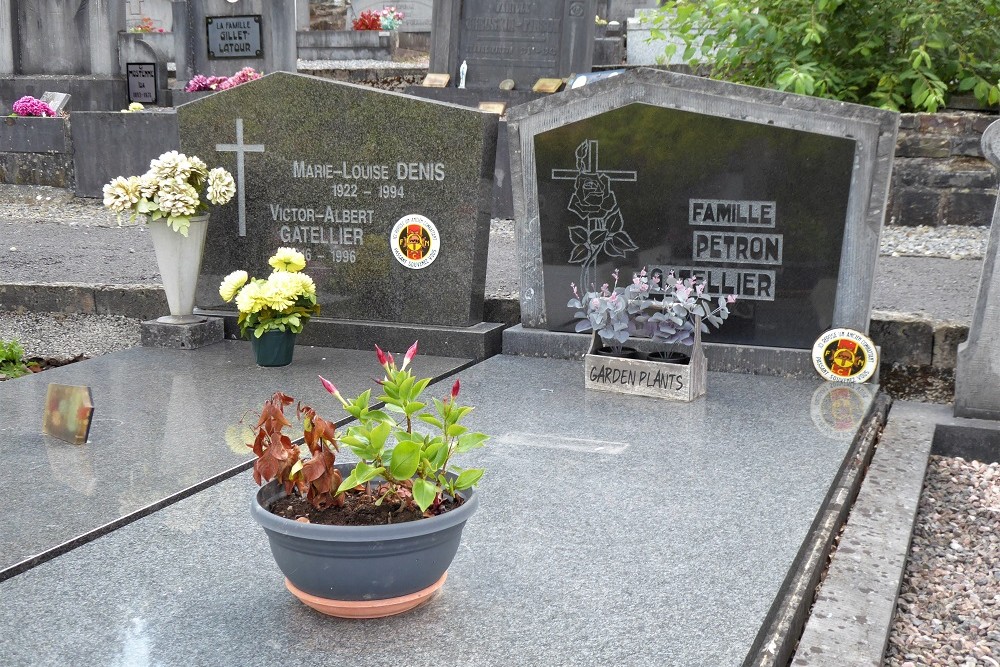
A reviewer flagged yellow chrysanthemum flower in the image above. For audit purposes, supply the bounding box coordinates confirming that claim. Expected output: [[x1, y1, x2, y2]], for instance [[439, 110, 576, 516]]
[[158, 177, 199, 217], [207, 168, 236, 205], [102, 176, 142, 213], [234, 280, 266, 314], [219, 270, 248, 302], [260, 277, 295, 312], [268, 247, 306, 273]]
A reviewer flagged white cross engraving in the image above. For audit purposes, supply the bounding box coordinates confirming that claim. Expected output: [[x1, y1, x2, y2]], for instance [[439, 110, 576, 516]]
[[215, 118, 264, 237], [551, 139, 637, 183]]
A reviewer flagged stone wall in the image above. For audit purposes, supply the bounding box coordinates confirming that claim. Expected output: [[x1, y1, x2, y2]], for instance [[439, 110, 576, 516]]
[[889, 112, 998, 226]]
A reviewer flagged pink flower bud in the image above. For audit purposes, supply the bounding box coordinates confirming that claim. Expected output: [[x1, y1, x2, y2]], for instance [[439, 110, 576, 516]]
[[318, 374, 338, 396], [375, 344, 388, 366], [451, 379, 460, 399], [401, 340, 418, 370]]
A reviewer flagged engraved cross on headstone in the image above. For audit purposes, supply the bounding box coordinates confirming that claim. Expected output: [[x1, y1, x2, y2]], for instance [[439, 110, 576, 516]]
[[551, 139, 637, 183], [215, 118, 264, 237]]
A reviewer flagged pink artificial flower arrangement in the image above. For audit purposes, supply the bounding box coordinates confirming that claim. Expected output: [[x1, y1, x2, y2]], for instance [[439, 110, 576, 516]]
[[184, 68, 262, 93], [10, 96, 55, 117]]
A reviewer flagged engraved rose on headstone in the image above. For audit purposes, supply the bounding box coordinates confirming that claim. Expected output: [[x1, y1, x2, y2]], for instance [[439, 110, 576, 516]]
[[555, 139, 638, 290]]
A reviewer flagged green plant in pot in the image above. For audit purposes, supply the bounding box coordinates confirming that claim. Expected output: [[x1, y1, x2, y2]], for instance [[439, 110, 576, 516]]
[[218, 248, 320, 367], [248, 341, 487, 618]]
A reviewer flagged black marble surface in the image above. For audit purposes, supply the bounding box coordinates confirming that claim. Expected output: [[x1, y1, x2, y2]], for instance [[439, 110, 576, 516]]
[[178, 72, 498, 327], [0, 342, 470, 576], [535, 102, 857, 348]]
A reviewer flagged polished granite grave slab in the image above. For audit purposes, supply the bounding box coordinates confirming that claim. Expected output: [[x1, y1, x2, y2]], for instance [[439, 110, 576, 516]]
[[0, 342, 470, 577], [0, 356, 875, 666]]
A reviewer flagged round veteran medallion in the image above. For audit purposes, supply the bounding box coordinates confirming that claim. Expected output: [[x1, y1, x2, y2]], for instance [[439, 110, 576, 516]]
[[812, 328, 878, 383], [391, 214, 439, 269]]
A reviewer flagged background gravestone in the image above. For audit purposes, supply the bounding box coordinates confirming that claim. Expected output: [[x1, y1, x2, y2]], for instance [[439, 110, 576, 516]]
[[0, 0, 127, 110], [351, 0, 433, 33], [178, 72, 498, 330], [429, 0, 596, 90], [174, 0, 296, 84], [954, 120, 1000, 419], [506, 69, 898, 371]]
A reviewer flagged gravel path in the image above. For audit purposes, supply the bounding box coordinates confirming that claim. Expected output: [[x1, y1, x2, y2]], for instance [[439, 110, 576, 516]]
[[885, 455, 1000, 667]]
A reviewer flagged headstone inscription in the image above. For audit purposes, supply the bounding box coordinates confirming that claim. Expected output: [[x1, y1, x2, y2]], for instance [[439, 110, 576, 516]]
[[177, 72, 499, 329], [954, 120, 1000, 419], [126, 63, 158, 104], [175, 0, 296, 82], [429, 0, 597, 90], [506, 69, 898, 368]]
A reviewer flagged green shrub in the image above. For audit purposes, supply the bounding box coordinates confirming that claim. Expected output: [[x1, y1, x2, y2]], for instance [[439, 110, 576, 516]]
[[650, 0, 1000, 112], [0, 339, 29, 379]]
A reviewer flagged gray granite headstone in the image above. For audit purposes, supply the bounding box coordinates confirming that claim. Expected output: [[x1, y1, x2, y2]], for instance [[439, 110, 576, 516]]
[[10, 0, 124, 76], [954, 120, 1000, 419], [351, 0, 433, 32], [430, 0, 597, 90], [176, 0, 296, 82], [506, 69, 898, 368], [177, 72, 498, 328], [606, 0, 660, 21]]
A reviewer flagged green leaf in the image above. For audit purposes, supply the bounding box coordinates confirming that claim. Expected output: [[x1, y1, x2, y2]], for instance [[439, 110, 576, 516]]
[[412, 478, 437, 513], [454, 468, 484, 490], [446, 424, 468, 438], [389, 440, 420, 480], [456, 432, 489, 453], [404, 401, 426, 416], [418, 414, 444, 429], [384, 403, 406, 414], [368, 420, 392, 453], [336, 473, 359, 494]]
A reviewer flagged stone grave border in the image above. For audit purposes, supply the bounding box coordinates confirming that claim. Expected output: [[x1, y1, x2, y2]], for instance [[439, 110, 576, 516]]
[[505, 68, 898, 375]]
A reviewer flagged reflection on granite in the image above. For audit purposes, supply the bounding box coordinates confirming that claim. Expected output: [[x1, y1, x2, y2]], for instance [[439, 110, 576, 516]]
[[0, 356, 874, 666], [0, 342, 470, 575]]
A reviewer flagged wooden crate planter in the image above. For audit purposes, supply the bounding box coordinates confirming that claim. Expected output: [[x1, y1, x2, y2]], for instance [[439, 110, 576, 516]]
[[583, 332, 708, 402]]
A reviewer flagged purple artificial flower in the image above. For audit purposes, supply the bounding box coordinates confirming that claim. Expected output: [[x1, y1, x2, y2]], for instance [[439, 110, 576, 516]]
[[11, 96, 54, 117]]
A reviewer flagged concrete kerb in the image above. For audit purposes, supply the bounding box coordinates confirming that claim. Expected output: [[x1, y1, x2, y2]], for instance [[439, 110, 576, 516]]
[[791, 401, 937, 666], [0, 284, 971, 371]]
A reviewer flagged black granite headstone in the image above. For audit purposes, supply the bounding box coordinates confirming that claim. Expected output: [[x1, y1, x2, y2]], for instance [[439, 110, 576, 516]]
[[178, 72, 498, 327], [507, 69, 899, 364], [430, 0, 596, 90], [534, 102, 855, 348]]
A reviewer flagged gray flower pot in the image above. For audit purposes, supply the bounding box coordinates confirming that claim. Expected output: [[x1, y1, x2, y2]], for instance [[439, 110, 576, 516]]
[[251, 464, 479, 602]]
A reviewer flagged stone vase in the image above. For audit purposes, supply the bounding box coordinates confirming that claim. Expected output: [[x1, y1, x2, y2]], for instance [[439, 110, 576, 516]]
[[147, 214, 209, 325]]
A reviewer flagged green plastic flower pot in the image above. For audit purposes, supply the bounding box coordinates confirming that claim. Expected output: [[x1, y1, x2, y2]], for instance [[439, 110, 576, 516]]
[[251, 330, 296, 367]]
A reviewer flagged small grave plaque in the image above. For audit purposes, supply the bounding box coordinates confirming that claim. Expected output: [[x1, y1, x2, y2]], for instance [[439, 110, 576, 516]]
[[532, 78, 564, 93], [478, 101, 507, 115], [207, 15, 263, 59], [42, 384, 94, 445], [39, 92, 70, 114], [422, 73, 451, 88], [126, 63, 158, 104]]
